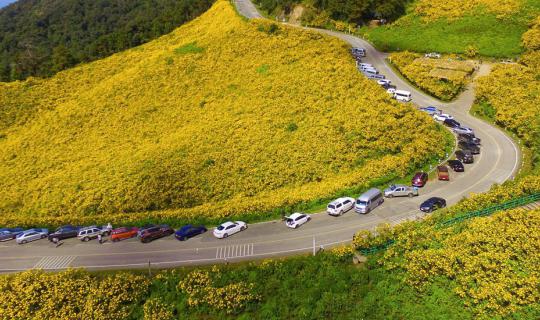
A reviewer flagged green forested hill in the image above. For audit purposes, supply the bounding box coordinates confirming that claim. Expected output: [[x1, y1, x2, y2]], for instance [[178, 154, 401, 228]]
[[0, 0, 214, 81]]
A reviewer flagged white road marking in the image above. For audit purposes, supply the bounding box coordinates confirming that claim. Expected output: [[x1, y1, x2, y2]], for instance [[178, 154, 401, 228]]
[[216, 244, 254, 259], [33, 256, 75, 270]]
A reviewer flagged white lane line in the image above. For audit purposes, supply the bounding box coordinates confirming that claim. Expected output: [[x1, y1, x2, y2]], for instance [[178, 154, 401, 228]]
[[215, 244, 254, 260]]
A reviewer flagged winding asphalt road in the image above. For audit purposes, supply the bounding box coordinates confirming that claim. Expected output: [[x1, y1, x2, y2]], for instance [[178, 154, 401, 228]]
[[0, 0, 521, 273]]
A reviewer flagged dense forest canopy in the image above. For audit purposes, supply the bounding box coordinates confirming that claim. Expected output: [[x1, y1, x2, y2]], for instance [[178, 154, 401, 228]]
[[0, 0, 214, 81]]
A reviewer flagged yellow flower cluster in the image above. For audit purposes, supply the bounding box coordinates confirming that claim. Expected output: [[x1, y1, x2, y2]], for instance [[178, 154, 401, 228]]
[[403, 208, 540, 317], [389, 51, 475, 101], [414, 0, 524, 21], [177, 266, 259, 314], [143, 298, 174, 320], [0, 269, 149, 320], [0, 0, 447, 227]]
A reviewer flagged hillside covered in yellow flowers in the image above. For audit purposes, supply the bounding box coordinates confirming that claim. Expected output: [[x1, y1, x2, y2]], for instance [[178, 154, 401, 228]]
[[0, 0, 447, 227]]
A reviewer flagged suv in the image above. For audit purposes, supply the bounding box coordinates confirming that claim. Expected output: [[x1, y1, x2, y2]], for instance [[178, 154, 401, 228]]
[[458, 133, 481, 145], [327, 197, 355, 216], [48, 225, 81, 242], [447, 159, 465, 172], [139, 225, 174, 243], [455, 150, 474, 164], [443, 118, 461, 128], [459, 141, 480, 154], [77, 226, 108, 242], [437, 165, 450, 181]]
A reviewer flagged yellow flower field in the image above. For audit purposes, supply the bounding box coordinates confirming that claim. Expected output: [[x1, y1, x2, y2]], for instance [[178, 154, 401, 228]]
[[414, 0, 524, 21], [388, 51, 476, 101], [0, 0, 447, 227]]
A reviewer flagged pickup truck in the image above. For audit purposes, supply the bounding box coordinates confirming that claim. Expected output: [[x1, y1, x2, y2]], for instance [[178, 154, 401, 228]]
[[384, 184, 419, 198]]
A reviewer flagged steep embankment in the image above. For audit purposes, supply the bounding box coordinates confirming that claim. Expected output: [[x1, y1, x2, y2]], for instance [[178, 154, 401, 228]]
[[0, 0, 447, 227]]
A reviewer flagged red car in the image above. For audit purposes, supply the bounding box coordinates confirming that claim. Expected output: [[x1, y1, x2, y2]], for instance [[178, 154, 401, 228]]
[[139, 225, 174, 243], [412, 172, 428, 187], [437, 165, 450, 181], [111, 227, 139, 242]]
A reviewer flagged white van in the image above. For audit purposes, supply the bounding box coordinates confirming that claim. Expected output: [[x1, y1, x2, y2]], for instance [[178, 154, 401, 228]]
[[394, 90, 412, 102], [362, 67, 378, 74], [358, 63, 373, 68], [355, 188, 384, 214]]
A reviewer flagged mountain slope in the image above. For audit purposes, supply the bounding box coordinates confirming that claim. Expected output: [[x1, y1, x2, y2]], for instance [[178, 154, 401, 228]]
[[0, 0, 447, 227], [0, 0, 214, 81]]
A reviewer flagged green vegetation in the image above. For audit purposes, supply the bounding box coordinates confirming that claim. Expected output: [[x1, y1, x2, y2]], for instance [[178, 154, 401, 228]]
[[363, 0, 540, 57], [0, 0, 214, 81]]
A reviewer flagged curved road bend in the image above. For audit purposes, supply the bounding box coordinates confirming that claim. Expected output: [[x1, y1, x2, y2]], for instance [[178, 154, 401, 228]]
[[0, 0, 520, 273]]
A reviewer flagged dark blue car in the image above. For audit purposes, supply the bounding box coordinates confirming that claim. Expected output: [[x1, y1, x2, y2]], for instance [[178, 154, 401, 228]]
[[175, 225, 207, 241], [0, 228, 24, 241]]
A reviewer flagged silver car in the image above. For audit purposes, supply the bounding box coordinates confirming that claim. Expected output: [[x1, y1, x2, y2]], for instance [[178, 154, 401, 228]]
[[16, 228, 49, 244], [384, 184, 419, 198]]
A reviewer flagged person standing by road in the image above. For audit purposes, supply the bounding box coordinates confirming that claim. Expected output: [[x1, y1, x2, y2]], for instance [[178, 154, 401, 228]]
[[98, 233, 102, 244]]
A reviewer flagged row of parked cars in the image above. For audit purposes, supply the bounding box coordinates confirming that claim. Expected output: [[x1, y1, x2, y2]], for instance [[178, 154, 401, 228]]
[[351, 47, 413, 103]]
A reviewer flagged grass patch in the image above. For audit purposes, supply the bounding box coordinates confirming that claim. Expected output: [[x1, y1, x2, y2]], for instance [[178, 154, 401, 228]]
[[363, 13, 530, 57], [174, 41, 204, 55]]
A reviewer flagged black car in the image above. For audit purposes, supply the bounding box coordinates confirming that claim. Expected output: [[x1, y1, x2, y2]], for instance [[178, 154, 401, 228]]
[[455, 150, 474, 164], [447, 160, 465, 172], [382, 83, 397, 90], [139, 225, 174, 243], [175, 225, 207, 241], [443, 118, 461, 128], [458, 133, 481, 145], [48, 225, 81, 242], [458, 141, 480, 154], [420, 197, 447, 213]]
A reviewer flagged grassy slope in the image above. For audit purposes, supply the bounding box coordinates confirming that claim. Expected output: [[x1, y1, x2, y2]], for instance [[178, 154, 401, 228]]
[[0, 0, 447, 227], [363, 0, 540, 57]]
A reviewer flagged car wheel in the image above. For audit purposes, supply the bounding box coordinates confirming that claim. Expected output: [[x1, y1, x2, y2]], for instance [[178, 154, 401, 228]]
[[240, 226, 246, 231], [223, 233, 229, 238], [83, 237, 89, 242], [339, 210, 343, 216], [41, 235, 46, 239], [52, 237, 59, 243], [112, 238, 118, 242], [21, 240, 27, 244], [294, 224, 299, 229], [388, 194, 393, 198], [180, 236, 186, 241]]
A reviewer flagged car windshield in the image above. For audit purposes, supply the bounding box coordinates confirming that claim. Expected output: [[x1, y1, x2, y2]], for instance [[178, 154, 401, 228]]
[[356, 200, 368, 206], [328, 204, 335, 209], [389, 185, 397, 190], [217, 225, 226, 231]]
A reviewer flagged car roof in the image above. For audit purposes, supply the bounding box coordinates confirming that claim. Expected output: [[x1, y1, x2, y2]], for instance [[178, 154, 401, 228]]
[[289, 212, 305, 219], [220, 221, 236, 227], [358, 188, 381, 201]]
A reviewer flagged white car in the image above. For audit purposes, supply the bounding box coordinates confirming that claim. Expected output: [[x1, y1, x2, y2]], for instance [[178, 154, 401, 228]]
[[213, 221, 247, 239], [433, 113, 454, 121], [327, 197, 355, 216], [377, 79, 391, 86], [387, 88, 396, 95], [425, 52, 441, 59], [285, 213, 311, 229], [16, 228, 49, 244], [453, 126, 474, 135]]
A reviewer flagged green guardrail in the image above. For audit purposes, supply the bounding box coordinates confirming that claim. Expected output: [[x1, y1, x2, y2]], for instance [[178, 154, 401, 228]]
[[439, 192, 540, 227], [358, 192, 540, 255]]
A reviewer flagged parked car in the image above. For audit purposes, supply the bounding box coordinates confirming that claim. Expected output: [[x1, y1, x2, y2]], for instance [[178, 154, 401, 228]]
[[419, 106, 439, 115], [425, 52, 441, 59], [351, 47, 366, 57], [433, 113, 453, 121], [443, 118, 461, 128], [394, 90, 412, 102], [412, 172, 428, 187], [448, 159, 465, 172], [384, 184, 419, 198], [327, 197, 355, 216], [78, 226, 109, 242], [213, 221, 247, 239], [365, 73, 385, 80], [48, 225, 81, 242], [358, 63, 373, 69], [111, 227, 139, 242], [382, 83, 396, 90], [139, 225, 174, 243], [455, 150, 474, 164], [175, 225, 207, 241], [0, 228, 24, 241], [377, 79, 391, 86], [420, 197, 447, 212], [458, 133, 481, 145], [387, 88, 396, 95], [453, 126, 474, 135], [437, 165, 450, 181], [285, 213, 311, 229], [459, 141, 480, 154], [355, 188, 384, 214], [16, 228, 49, 244], [137, 224, 156, 237]]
